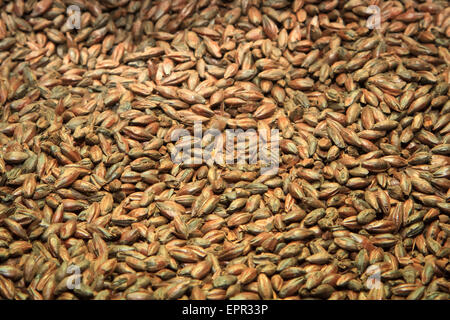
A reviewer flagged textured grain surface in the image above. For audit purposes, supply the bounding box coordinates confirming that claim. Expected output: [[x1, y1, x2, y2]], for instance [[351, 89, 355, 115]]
[[0, 0, 449, 300]]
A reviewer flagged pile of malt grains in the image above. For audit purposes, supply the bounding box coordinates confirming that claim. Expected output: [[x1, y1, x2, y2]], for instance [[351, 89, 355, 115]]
[[0, 0, 449, 300]]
